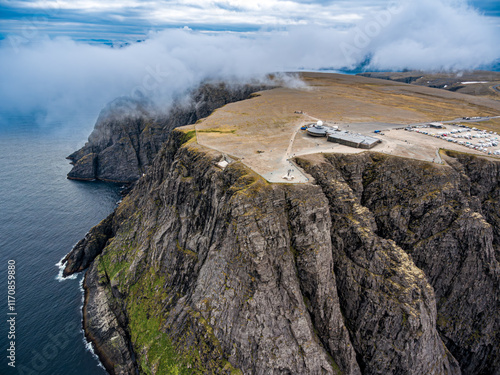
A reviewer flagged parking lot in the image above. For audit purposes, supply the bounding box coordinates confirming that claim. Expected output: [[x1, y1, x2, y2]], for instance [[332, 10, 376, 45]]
[[405, 124, 500, 155]]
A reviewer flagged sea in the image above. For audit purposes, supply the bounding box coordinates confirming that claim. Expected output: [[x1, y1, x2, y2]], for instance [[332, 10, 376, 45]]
[[0, 112, 121, 375]]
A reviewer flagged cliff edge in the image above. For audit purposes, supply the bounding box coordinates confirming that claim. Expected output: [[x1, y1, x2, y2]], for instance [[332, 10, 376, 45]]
[[64, 127, 499, 374], [67, 83, 267, 183]]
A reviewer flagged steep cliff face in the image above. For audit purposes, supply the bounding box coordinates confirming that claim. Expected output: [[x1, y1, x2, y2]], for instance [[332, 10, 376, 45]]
[[296, 155, 460, 375], [296, 152, 499, 375], [63, 127, 499, 375], [73, 130, 359, 374], [67, 83, 267, 183]]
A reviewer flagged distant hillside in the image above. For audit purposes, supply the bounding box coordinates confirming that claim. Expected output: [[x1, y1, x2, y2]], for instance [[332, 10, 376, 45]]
[[358, 71, 500, 99]]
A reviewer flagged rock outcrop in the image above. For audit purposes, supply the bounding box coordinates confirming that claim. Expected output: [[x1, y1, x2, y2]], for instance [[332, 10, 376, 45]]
[[62, 213, 115, 276], [67, 83, 267, 183], [63, 126, 499, 374]]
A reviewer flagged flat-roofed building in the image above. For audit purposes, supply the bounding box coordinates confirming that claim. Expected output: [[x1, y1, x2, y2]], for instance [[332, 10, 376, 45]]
[[327, 131, 381, 149], [429, 122, 444, 129]]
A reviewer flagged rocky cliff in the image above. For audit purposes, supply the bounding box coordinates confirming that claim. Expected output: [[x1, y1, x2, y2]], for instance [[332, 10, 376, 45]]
[[296, 152, 500, 375], [67, 83, 267, 183], [63, 126, 500, 375]]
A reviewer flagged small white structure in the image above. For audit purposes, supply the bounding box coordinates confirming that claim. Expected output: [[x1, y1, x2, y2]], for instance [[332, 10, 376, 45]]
[[217, 160, 229, 169], [282, 169, 295, 181], [217, 156, 230, 169]]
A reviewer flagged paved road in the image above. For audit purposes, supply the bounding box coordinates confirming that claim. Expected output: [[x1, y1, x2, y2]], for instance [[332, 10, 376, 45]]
[[444, 116, 499, 124], [260, 116, 311, 184], [435, 148, 443, 164], [493, 84, 500, 94]]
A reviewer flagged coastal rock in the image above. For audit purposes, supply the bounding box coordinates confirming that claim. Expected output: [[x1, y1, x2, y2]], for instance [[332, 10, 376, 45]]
[[67, 152, 98, 181], [62, 213, 115, 276], [84, 259, 136, 375]]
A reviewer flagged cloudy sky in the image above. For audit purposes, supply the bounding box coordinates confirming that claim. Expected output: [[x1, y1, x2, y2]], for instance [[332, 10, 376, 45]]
[[1, 0, 499, 41], [0, 0, 499, 124]]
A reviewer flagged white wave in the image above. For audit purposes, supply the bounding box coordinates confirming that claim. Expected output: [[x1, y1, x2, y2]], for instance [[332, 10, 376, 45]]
[[55, 255, 78, 281], [79, 276, 85, 303], [81, 327, 106, 370], [78, 276, 106, 369]]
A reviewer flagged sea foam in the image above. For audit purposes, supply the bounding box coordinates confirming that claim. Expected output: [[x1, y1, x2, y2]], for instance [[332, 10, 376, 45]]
[[55, 254, 78, 281], [78, 277, 106, 369]]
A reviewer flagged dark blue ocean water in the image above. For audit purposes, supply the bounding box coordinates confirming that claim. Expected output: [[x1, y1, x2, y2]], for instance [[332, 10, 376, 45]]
[[0, 114, 121, 375]]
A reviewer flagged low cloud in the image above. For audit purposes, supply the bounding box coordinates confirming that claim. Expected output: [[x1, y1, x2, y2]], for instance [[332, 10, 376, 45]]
[[0, 0, 498, 127], [366, 0, 500, 70]]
